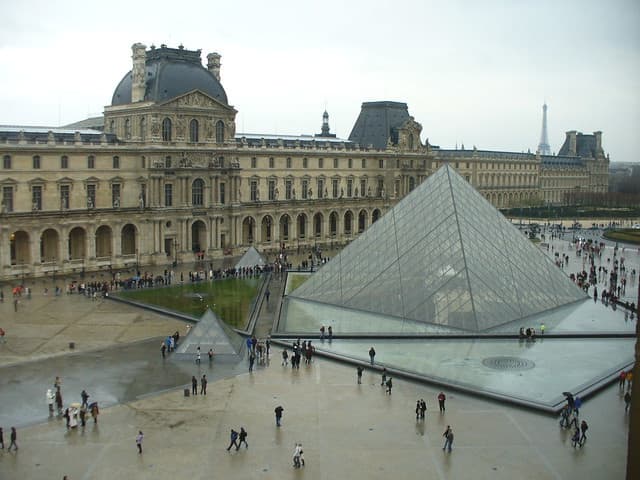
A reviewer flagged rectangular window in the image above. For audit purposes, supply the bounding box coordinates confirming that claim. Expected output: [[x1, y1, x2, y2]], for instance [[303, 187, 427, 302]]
[[251, 157, 257, 168], [2, 186, 13, 212], [219, 183, 226, 204], [396, 159, 400, 169], [332, 178, 339, 198], [302, 179, 308, 200], [87, 155, 95, 169], [333, 158, 338, 168], [347, 178, 353, 197], [60, 185, 70, 209], [250, 180, 258, 201], [286, 157, 292, 169], [61, 155, 68, 169], [269, 157, 274, 168], [33, 155, 41, 169], [317, 179, 324, 199], [113, 156, 120, 169], [318, 158, 324, 168], [32, 186, 42, 211], [2, 155, 11, 169], [348, 158, 352, 168], [285, 179, 292, 200], [378, 159, 384, 168], [361, 158, 366, 168], [112, 184, 121, 207], [164, 184, 173, 207], [303, 158, 308, 169], [87, 184, 96, 208], [360, 179, 366, 197], [268, 179, 276, 201]]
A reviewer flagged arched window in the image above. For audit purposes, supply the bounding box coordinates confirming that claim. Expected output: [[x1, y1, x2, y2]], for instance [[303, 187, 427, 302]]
[[215, 120, 225, 143], [139, 117, 146, 141], [189, 119, 199, 143], [162, 118, 172, 141], [192, 178, 205, 206], [124, 118, 131, 139]]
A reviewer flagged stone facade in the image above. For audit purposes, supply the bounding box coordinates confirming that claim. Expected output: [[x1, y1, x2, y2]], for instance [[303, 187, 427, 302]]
[[0, 43, 609, 281]]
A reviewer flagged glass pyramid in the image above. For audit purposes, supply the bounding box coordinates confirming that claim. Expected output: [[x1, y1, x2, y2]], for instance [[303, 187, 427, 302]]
[[289, 165, 587, 332]]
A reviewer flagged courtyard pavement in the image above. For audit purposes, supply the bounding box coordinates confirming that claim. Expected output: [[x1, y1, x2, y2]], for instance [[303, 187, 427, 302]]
[[0, 230, 636, 480]]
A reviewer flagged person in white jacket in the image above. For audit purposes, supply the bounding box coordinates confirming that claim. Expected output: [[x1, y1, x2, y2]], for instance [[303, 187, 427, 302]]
[[46, 389, 55, 415]]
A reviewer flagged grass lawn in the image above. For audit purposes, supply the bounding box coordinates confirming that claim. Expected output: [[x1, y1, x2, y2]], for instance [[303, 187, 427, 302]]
[[286, 272, 310, 294], [603, 229, 640, 245], [118, 277, 261, 328]]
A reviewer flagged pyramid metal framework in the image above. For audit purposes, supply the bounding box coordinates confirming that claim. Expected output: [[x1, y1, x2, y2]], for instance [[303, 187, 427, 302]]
[[174, 309, 244, 358], [289, 165, 586, 331]]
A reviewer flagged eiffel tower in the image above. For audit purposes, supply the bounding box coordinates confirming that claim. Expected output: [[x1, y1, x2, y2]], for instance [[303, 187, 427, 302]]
[[537, 103, 552, 155]]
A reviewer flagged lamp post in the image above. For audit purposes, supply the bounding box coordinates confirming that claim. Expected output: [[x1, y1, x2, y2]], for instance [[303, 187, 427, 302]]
[[173, 239, 179, 267]]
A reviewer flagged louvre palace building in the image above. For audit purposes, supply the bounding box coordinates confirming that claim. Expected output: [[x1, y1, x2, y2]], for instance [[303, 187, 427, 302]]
[[0, 43, 609, 281]]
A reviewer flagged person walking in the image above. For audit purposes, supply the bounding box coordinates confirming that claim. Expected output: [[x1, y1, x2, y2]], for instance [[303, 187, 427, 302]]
[[249, 352, 256, 372], [381, 368, 387, 387], [571, 426, 581, 448], [161, 342, 166, 358], [208, 348, 214, 362], [55, 388, 63, 415], [442, 426, 453, 452], [282, 349, 289, 366], [191, 375, 198, 396], [90, 403, 99, 424], [275, 405, 284, 427], [8, 427, 18, 452], [0, 427, 4, 450], [136, 431, 143, 454], [226, 429, 239, 451], [385, 377, 393, 394], [47, 388, 55, 415], [619, 370, 627, 389], [624, 391, 631, 413], [357, 366, 363, 384], [415, 400, 421, 419], [368, 347, 376, 365], [81, 389, 90, 408], [293, 443, 303, 468], [437, 392, 446, 412], [200, 375, 207, 395], [420, 399, 427, 419], [237, 427, 248, 450], [196, 346, 201, 365], [579, 420, 589, 446]]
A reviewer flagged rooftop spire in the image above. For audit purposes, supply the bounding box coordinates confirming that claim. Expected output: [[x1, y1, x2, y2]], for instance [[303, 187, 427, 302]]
[[538, 103, 552, 155]]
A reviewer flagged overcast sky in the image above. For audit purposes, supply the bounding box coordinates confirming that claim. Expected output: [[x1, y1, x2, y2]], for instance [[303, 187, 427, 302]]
[[1, 0, 639, 162]]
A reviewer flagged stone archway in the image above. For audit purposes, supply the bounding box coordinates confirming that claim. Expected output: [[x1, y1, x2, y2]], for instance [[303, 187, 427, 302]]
[[297, 213, 307, 239], [121, 224, 137, 255], [372, 209, 381, 223], [344, 211, 353, 235], [95, 225, 112, 258], [313, 212, 323, 238], [68, 226, 87, 260], [329, 211, 338, 236], [279, 214, 291, 241], [10, 230, 30, 265], [262, 215, 274, 243], [242, 216, 256, 244], [40, 228, 59, 263], [191, 220, 207, 252], [358, 209, 368, 233]]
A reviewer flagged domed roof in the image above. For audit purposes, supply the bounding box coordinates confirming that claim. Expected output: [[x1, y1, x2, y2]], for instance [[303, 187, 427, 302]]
[[111, 45, 228, 106]]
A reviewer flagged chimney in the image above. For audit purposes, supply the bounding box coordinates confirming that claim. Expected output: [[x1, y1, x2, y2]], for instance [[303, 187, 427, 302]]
[[207, 52, 221, 81], [131, 43, 147, 103], [593, 131, 602, 153], [565, 130, 577, 156]]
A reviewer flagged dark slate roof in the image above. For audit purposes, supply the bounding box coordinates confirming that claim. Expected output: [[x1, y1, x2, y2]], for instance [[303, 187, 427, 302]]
[[63, 116, 105, 131], [434, 149, 534, 161], [235, 133, 356, 150], [0, 126, 119, 144], [348, 101, 410, 149], [541, 155, 583, 168], [111, 45, 228, 106], [558, 133, 598, 158]]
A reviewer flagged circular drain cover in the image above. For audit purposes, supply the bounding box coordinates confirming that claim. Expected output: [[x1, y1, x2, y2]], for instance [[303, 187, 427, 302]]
[[482, 356, 535, 370]]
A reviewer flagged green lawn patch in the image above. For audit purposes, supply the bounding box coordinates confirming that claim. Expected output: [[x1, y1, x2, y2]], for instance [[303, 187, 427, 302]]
[[286, 273, 311, 294], [118, 277, 261, 328], [603, 229, 640, 245]]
